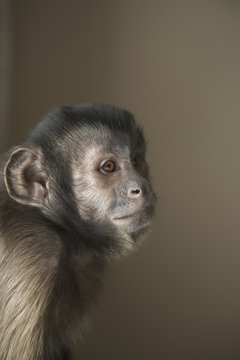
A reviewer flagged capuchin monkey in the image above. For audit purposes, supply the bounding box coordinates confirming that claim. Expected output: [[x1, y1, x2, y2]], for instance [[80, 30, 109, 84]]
[[0, 104, 156, 360]]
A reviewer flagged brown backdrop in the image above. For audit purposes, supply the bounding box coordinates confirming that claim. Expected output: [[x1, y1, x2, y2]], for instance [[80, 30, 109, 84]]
[[6, 1, 240, 359]]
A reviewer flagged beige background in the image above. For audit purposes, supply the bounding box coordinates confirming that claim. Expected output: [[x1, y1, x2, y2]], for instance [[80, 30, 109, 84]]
[[2, 0, 240, 359]]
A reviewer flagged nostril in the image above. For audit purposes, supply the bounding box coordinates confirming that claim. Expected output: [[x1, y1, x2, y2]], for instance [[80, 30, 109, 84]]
[[128, 187, 142, 198], [133, 189, 140, 195]]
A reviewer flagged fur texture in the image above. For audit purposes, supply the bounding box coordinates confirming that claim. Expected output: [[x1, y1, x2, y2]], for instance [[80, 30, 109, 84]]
[[0, 104, 156, 360]]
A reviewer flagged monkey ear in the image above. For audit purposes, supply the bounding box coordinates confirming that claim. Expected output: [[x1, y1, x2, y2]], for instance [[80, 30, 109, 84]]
[[4, 147, 49, 207]]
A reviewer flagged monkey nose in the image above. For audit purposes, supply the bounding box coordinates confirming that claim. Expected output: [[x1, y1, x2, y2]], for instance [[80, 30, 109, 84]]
[[127, 187, 142, 199]]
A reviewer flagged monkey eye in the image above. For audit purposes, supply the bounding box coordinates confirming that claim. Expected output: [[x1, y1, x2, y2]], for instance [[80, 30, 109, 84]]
[[100, 160, 117, 173], [132, 155, 143, 167]]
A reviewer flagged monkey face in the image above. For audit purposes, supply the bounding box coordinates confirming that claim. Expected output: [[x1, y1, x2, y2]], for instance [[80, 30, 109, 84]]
[[71, 129, 156, 238], [4, 105, 156, 245]]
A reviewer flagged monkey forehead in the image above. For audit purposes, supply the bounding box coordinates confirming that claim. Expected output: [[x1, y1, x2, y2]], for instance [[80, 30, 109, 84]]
[[69, 125, 133, 154], [71, 139, 131, 168], [28, 105, 145, 158]]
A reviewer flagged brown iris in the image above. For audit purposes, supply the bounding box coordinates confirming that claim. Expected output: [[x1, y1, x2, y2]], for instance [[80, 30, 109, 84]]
[[101, 160, 116, 173]]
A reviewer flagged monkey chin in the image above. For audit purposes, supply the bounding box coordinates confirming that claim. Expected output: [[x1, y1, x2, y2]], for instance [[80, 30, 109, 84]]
[[111, 206, 154, 242]]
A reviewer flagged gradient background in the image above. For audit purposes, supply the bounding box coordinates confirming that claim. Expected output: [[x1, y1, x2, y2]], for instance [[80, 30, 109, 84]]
[[1, 1, 240, 359]]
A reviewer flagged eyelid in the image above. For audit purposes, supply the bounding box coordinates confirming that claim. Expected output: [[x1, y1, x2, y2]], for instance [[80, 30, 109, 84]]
[[99, 158, 117, 167]]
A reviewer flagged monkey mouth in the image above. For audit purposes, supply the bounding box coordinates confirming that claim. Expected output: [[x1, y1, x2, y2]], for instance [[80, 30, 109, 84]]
[[111, 205, 154, 237], [112, 203, 155, 223], [112, 211, 140, 222]]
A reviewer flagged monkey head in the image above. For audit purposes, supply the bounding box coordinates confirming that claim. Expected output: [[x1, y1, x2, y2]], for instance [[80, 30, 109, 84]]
[[4, 104, 156, 254]]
